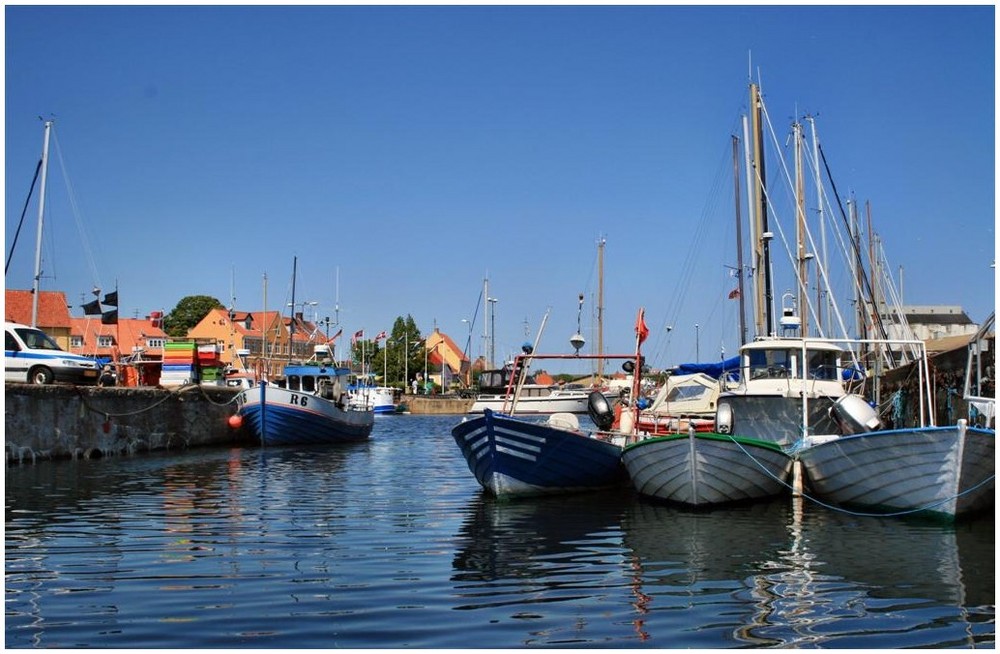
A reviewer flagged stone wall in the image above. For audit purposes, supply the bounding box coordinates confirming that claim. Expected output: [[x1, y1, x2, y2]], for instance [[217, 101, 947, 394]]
[[5, 383, 250, 463]]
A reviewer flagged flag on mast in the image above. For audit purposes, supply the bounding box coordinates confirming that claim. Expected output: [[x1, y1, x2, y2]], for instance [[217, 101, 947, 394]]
[[634, 308, 649, 345]]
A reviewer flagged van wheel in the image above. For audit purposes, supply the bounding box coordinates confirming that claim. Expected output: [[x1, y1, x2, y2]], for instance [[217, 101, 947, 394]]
[[29, 366, 54, 385]]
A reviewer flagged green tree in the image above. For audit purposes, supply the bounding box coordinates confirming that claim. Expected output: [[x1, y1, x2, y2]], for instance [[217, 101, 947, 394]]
[[163, 295, 225, 338]]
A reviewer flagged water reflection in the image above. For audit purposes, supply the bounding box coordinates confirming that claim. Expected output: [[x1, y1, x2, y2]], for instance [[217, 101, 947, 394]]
[[5, 417, 994, 648], [620, 496, 994, 647], [452, 489, 629, 583]]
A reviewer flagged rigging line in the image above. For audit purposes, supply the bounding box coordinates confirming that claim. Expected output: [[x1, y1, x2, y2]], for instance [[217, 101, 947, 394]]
[[464, 286, 484, 363], [5, 158, 43, 275], [51, 127, 104, 290], [817, 143, 890, 343], [649, 137, 733, 365], [755, 101, 859, 361]]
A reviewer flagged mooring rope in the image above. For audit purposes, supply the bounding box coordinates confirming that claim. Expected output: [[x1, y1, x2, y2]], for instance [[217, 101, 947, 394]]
[[71, 383, 239, 419]]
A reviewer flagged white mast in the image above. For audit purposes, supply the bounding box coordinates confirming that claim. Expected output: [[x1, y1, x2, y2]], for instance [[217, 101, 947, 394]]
[[31, 120, 53, 327], [596, 236, 605, 380]]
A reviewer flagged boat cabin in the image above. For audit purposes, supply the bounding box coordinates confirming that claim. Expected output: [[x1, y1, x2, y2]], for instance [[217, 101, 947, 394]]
[[277, 363, 350, 393], [741, 338, 844, 383]]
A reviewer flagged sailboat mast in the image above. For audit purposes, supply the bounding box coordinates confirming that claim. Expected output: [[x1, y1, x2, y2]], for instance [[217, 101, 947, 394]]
[[794, 119, 809, 336], [596, 236, 605, 380], [807, 116, 828, 334], [289, 256, 297, 361], [731, 135, 748, 346], [749, 83, 773, 336], [31, 120, 53, 328]]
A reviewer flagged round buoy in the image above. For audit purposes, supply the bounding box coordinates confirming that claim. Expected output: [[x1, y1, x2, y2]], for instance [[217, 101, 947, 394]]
[[228, 414, 243, 429]]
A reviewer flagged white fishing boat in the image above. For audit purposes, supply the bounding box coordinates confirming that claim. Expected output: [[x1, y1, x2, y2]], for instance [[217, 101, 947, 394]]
[[348, 377, 398, 415], [795, 314, 995, 519], [622, 334, 843, 506], [467, 380, 596, 415]]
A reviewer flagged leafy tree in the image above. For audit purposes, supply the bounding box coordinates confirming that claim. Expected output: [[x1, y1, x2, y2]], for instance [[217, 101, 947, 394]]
[[163, 295, 225, 337], [346, 315, 423, 388]]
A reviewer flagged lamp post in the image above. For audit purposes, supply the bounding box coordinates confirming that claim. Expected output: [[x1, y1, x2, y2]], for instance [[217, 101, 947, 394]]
[[461, 318, 473, 385], [487, 297, 498, 368], [695, 323, 700, 362]]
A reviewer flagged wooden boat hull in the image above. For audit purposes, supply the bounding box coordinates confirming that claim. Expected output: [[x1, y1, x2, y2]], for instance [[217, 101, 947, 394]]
[[796, 424, 995, 519], [451, 409, 626, 497], [622, 432, 793, 506], [236, 384, 375, 446]]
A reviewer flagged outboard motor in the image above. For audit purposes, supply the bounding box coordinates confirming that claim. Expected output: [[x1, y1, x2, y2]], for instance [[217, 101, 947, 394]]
[[588, 391, 615, 430], [829, 394, 882, 435]]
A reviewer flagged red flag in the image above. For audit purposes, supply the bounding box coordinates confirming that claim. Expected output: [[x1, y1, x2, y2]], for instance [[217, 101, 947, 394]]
[[329, 328, 343, 342], [375, 330, 387, 341], [635, 308, 649, 345], [728, 288, 741, 299], [351, 329, 364, 345]]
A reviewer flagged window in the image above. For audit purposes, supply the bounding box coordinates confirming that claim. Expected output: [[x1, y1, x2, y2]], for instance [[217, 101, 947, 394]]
[[807, 350, 839, 380], [748, 348, 791, 379], [146, 337, 165, 349], [98, 335, 114, 348], [70, 335, 84, 349]]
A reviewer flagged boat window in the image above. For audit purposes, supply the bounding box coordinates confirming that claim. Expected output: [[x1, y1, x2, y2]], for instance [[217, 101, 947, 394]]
[[287, 375, 301, 391], [807, 350, 839, 380], [748, 348, 792, 379], [666, 384, 712, 402], [301, 375, 316, 393]]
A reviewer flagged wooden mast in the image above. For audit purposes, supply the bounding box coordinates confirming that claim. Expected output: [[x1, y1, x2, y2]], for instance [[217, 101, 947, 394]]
[[749, 82, 774, 337], [731, 135, 748, 346]]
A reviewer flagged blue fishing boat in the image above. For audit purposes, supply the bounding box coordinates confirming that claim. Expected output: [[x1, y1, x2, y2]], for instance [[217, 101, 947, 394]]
[[452, 407, 627, 498], [235, 362, 375, 446], [452, 307, 651, 498]]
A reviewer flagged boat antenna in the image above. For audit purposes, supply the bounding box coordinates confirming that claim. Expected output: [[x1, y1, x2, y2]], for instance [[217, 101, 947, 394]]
[[508, 307, 550, 413]]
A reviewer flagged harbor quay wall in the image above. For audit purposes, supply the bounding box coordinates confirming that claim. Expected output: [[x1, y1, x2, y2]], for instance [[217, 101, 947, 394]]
[[5, 383, 249, 464], [404, 395, 474, 414]]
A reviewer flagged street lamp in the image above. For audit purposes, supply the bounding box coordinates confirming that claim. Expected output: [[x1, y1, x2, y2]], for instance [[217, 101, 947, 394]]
[[695, 323, 700, 362], [424, 342, 442, 395]]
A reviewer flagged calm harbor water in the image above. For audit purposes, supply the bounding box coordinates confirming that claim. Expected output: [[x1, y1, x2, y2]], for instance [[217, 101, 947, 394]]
[[5, 415, 995, 648]]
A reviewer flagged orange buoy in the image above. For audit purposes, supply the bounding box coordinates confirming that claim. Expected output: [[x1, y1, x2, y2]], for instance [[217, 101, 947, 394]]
[[228, 414, 243, 429]]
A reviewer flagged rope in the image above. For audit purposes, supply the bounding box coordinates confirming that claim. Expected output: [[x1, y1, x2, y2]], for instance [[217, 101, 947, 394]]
[[72, 384, 239, 419]]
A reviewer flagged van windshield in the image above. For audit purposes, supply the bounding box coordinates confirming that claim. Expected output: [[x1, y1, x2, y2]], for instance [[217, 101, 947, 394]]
[[14, 327, 63, 351]]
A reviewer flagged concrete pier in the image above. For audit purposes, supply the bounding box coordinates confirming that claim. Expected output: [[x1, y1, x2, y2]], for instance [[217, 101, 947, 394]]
[[4, 383, 249, 463], [4, 384, 476, 465], [404, 395, 474, 415]]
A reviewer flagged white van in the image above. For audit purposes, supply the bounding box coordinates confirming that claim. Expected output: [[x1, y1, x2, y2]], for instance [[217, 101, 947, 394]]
[[4, 321, 100, 385]]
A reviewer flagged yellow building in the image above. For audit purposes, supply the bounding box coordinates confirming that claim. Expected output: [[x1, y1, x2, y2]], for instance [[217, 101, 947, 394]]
[[187, 308, 330, 379]]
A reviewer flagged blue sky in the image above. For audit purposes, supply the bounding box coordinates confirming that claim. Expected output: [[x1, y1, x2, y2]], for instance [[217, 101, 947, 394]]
[[5, 4, 995, 372]]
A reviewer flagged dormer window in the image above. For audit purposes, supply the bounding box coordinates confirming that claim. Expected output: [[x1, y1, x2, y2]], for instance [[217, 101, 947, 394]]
[[98, 335, 114, 348]]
